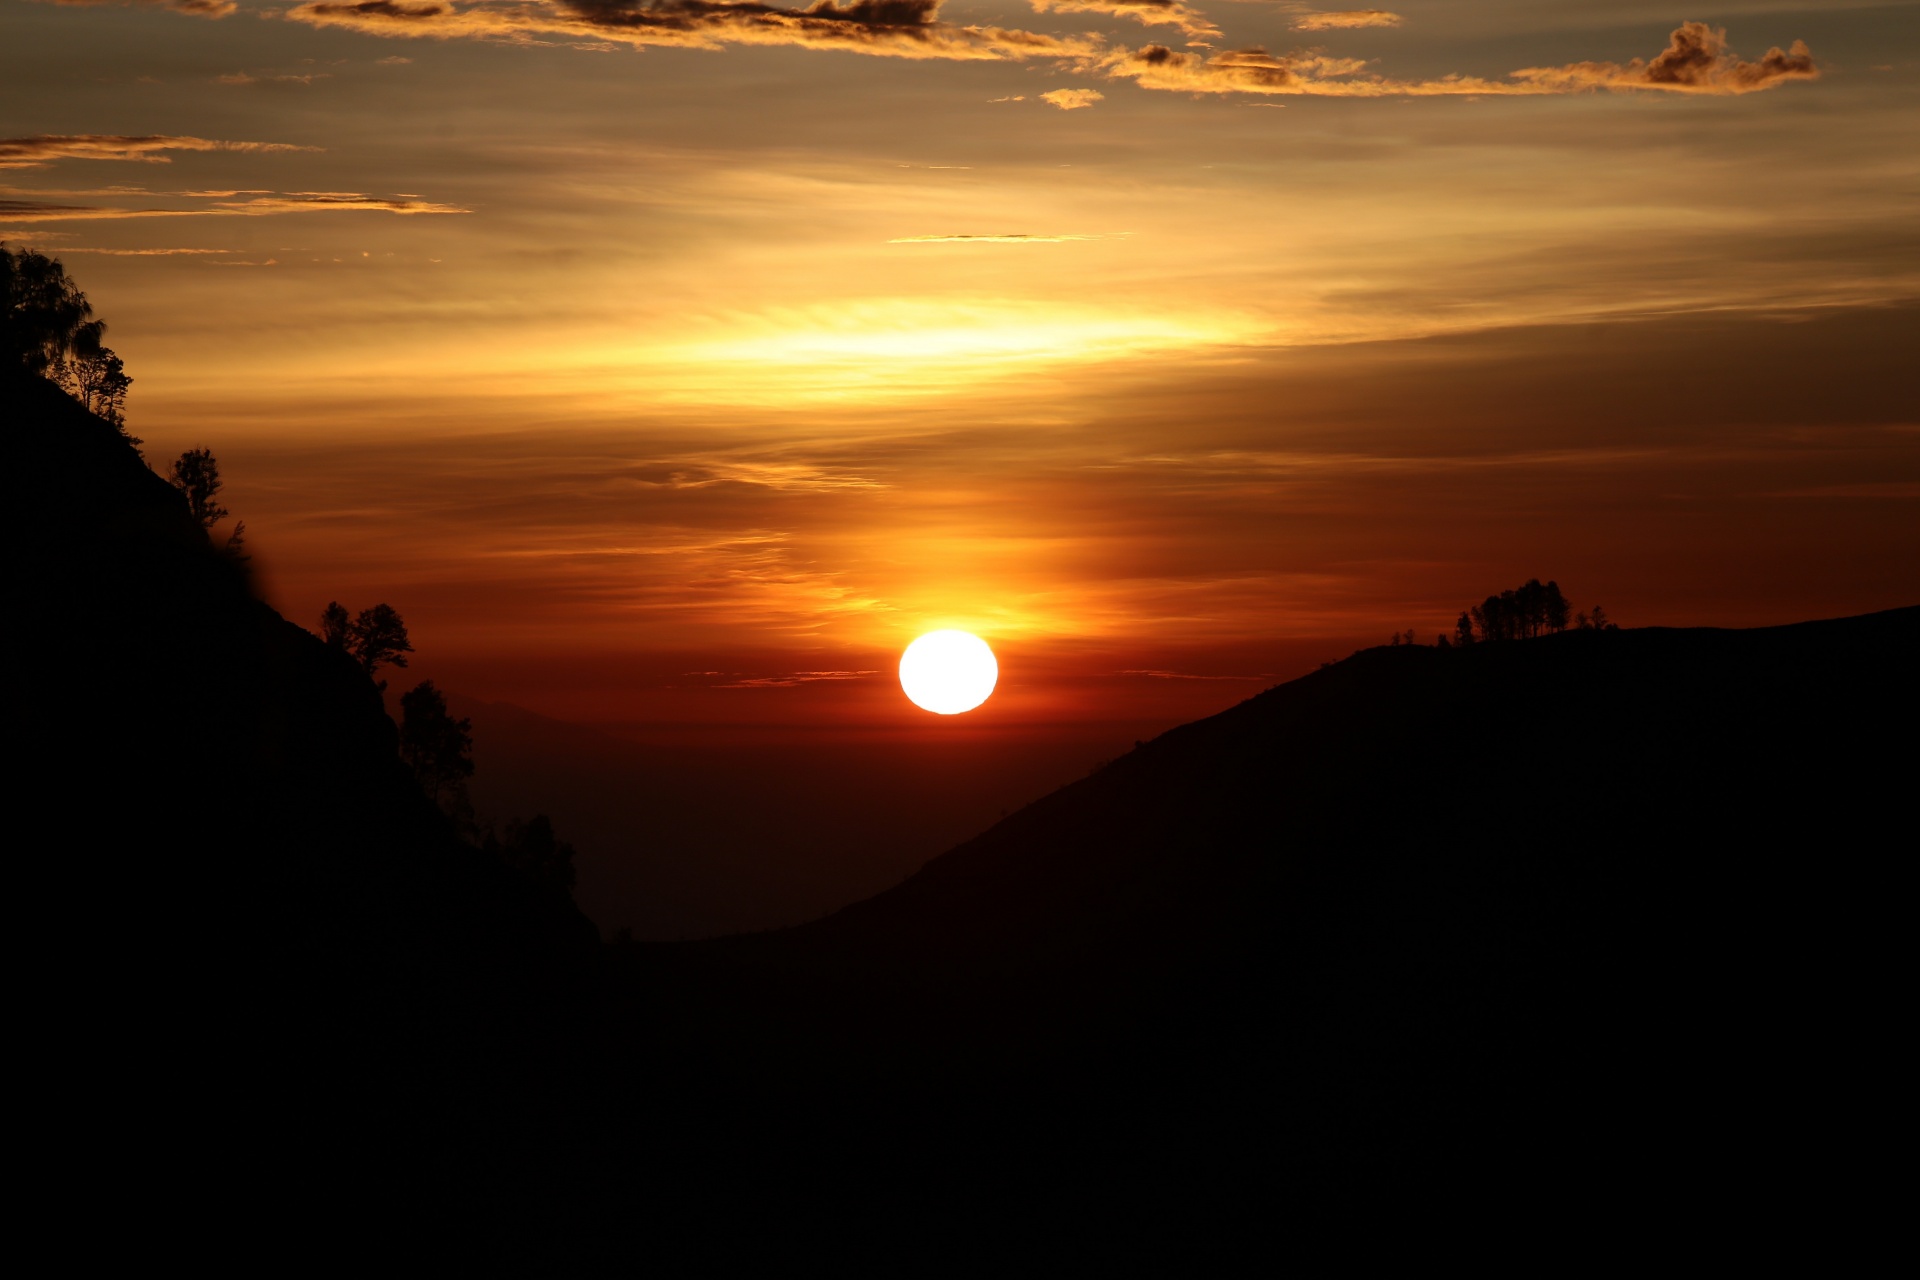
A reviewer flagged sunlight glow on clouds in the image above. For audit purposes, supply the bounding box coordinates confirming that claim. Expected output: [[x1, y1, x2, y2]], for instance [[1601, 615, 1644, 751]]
[[1039, 87, 1104, 109], [1028, 0, 1217, 41], [1104, 23, 1819, 98], [1291, 9, 1400, 32], [13, 0, 1907, 734], [635, 298, 1263, 402], [47, 0, 237, 16], [0, 134, 319, 169], [284, 0, 1100, 62]]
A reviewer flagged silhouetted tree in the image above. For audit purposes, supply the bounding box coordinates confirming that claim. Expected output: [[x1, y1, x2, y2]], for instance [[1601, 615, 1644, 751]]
[[2, 243, 91, 376], [1454, 612, 1477, 646], [320, 602, 351, 649], [348, 604, 413, 688], [1465, 579, 1573, 643], [318, 601, 415, 687], [169, 448, 230, 530], [399, 680, 473, 809], [221, 520, 248, 567], [5, 243, 137, 444], [67, 341, 133, 432], [1577, 605, 1617, 632], [486, 814, 577, 892]]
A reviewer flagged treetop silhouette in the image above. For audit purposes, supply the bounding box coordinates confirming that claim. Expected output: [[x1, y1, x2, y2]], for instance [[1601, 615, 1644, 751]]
[[321, 601, 415, 689], [169, 447, 230, 530], [3, 242, 134, 438]]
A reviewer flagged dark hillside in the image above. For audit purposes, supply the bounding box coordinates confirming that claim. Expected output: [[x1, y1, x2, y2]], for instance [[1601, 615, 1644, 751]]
[[12, 361, 1913, 1239], [625, 604, 1917, 1216], [9, 370, 602, 1204]]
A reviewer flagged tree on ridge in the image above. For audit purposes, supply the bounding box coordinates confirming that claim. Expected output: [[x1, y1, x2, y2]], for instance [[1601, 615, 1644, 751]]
[[3, 243, 136, 440], [399, 680, 474, 811], [320, 602, 351, 650], [1464, 579, 1573, 643], [169, 447, 231, 530], [319, 601, 414, 689], [2, 242, 91, 377]]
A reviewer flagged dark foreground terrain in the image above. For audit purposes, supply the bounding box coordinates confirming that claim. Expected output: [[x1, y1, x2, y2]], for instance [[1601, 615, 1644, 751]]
[[14, 368, 1914, 1248]]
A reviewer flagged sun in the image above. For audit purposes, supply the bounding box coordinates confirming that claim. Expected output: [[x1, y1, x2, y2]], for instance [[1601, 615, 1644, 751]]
[[899, 630, 998, 715]]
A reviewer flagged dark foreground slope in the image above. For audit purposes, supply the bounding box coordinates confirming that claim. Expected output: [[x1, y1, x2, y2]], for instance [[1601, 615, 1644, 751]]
[[13, 366, 1914, 1240], [621, 603, 1918, 1218], [9, 372, 601, 1206]]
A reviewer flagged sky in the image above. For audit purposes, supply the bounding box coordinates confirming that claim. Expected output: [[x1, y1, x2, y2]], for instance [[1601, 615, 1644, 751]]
[[6, 0, 1919, 740]]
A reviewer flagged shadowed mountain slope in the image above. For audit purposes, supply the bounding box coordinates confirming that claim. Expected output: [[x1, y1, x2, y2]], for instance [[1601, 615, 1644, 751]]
[[625, 604, 1917, 1212], [10, 370, 602, 1202], [12, 361, 1913, 1240]]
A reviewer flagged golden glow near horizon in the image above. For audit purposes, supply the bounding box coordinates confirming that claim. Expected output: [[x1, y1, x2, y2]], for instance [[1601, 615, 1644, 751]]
[[900, 630, 999, 715]]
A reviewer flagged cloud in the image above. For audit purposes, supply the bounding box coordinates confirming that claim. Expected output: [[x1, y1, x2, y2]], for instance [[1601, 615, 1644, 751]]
[[0, 192, 468, 220], [1291, 9, 1399, 31], [216, 72, 331, 85], [715, 670, 878, 687], [55, 246, 238, 254], [1028, 0, 1216, 41], [285, 0, 1100, 63], [46, 0, 237, 16], [216, 71, 330, 84], [376, 54, 415, 63], [1040, 87, 1104, 109], [0, 135, 319, 170], [1103, 24, 1817, 98], [213, 192, 471, 214], [1101, 44, 1407, 96], [888, 232, 1110, 242], [1510, 22, 1817, 95]]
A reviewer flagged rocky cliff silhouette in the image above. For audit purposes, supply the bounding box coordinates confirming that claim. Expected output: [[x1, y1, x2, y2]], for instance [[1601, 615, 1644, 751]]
[[13, 363, 1913, 1240]]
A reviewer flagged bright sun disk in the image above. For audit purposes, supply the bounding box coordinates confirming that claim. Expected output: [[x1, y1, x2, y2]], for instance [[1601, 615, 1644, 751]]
[[899, 630, 998, 715]]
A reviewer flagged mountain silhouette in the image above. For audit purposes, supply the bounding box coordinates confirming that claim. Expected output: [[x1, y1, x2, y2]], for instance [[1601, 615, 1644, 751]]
[[12, 362, 1912, 1242], [617, 601, 1917, 1222], [11, 368, 602, 1215]]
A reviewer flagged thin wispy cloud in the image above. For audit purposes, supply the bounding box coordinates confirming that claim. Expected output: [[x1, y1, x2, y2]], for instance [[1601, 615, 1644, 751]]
[[888, 232, 1113, 242], [46, 0, 237, 16], [285, 0, 1100, 63], [217, 72, 332, 85], [55, 246, 238, 254], [1290, 9, 1399, 31], [1104, 24, 1818, 98], [0, 192, 468, 219], [1029, 0, 1216, 42], [218, 192, 469, 214], [0, 135, 320, 170], [715, 670, 879, 687]]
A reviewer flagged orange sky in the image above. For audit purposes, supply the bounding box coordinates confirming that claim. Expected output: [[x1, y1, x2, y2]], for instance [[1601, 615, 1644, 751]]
[[8, 0, 1918, 738]]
